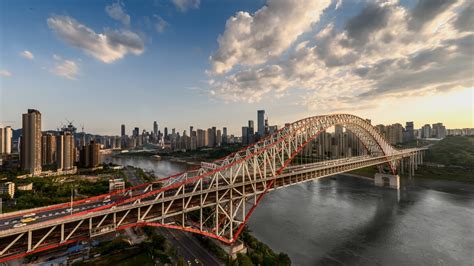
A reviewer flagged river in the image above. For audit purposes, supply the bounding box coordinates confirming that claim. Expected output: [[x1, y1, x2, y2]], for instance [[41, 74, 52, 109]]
[[107, 156, 474, 265]]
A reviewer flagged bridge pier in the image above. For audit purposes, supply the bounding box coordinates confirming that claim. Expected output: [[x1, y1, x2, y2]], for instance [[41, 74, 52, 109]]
[[374, 173, 400, 189], [215, 240, 248, 259]]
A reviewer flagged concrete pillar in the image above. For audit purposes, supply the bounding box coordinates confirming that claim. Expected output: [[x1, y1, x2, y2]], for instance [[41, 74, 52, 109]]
[[414, 152, 418, 170], [400, 158, 404, 175], [374, 173, 400, 189], [408, 156, 412, 178]]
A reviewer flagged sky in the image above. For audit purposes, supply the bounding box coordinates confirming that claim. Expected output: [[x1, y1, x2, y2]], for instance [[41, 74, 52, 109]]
[[0, 0, 473, 136]]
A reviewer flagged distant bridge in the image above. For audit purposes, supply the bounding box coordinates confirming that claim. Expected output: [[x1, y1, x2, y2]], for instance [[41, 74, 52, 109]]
[[0, 114, 426, 262]]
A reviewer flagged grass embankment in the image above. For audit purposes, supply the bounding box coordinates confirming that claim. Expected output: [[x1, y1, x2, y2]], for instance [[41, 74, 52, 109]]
[[349, 136, 474, 183], [416, 136, 473, 183]]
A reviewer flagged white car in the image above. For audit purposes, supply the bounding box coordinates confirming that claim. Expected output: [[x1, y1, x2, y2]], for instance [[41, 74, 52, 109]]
[[14, 223, 27, 228], [103, 198, 111, 203], [22, 213, 36, 218]]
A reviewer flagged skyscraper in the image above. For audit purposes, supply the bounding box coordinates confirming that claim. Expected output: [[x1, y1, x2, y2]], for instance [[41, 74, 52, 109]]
[[121, 124, 126, 137], [133, 127, 139, 137], [257, 110, 265, 137], [20, 109, 42, 175], [404, 121, 414, 142], [0, 126, 12, 154], [57, 131, 75, 171], [153, 121, 158, 136], [41, 133, 56, 166], [216, 129, 222, 146], [212, 127, 217, 147], [80, 140, 100, 168], [222, 127, 228, 144], [432, 123, 446, 138], [242, 126, 249, 145]]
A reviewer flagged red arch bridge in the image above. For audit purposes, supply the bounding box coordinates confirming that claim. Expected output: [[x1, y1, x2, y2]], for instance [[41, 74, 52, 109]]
[[0, 114, 426, 262]]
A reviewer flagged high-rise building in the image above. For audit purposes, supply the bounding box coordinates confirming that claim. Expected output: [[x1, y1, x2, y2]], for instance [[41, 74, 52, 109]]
[[121, 124, 126, 137], [153, 121, 158, 137], [197, 129, 205, 148], [248, 120, 255, 144], [80, 140, 100, 168], [421, 124, 431, 139], [386, 123, 403, 144], [164, 127, 168, 140], [0, 126, 12, 154], [41, 133, 56, 166], [242, 126, 249, 145], [133, 127, 139, 137], [222, 127, 228, 144], [432, 123, 446, 139], [216, 129, 222, 146], [57, 131, 75, 171], [212, 127, 217, 147], [257, 110, 265, 137], [20, 109, 42, 175], [404, 121, 414, 142]]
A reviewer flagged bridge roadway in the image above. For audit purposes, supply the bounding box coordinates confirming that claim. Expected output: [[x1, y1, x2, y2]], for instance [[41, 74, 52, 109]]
[[0, 149, 424, 262]]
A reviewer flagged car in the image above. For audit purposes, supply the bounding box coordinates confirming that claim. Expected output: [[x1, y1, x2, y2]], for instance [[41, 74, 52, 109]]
[[103, 198, 111, 203], [85, 200, 91, 203], [14, 223, 27, 228], [21, 217, 36, 223], [22, 213, 36, 218], [194, 258, 200, 264]]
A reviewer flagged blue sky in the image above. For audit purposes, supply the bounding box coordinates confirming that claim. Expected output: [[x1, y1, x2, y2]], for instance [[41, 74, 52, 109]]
[[1, 0, 473, 135]]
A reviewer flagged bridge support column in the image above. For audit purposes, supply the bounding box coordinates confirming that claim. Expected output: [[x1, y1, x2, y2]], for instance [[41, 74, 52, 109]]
[[400, 159, 404, 175], [374, 173, 400, 189], [215, 240, 248, 259], [414, 152, 418, 170]]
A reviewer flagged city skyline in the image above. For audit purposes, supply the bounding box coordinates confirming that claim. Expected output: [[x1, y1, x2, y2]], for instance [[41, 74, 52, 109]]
[[1, 0, 473, 135]]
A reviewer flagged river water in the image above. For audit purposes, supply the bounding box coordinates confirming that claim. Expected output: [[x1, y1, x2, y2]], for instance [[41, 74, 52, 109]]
[[109, 157, 474, 265]]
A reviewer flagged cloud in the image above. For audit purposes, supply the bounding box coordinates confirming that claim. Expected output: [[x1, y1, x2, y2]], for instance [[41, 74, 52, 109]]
[[209, 0, 331, 74], [207, 0, 473, 112], [47, 15, 144, 63], [408, 0, 457, 31], [454, 1, 474, 32], [154, 15, 168, 33], [172, 0, 200, 12], [20, 50, 34, 60], [0, 70, 12, 77], [105, 1, 131, 26], [50, 54, 79, 80]]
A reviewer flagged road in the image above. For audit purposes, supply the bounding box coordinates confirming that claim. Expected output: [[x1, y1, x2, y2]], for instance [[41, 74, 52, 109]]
[[159, 228, 223, 266]]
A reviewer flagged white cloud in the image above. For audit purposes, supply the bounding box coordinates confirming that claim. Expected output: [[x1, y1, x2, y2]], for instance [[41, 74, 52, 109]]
[[50, 55, 79, 80], [208, 0, 473, 112], [47, 15, 144, 63], [172, 0, 200, 12], [0, 70, 12, 77], [105, 1, 131, 26], [154, 15, 168, 33], [209, 0, 332, 74], [20, 50, 34, 60]]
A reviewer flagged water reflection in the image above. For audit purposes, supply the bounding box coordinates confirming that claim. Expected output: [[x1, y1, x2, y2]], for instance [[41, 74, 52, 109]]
[[247, 176, 474, 265], [102, 155, 188, 178], [102, 156, 474, 265]]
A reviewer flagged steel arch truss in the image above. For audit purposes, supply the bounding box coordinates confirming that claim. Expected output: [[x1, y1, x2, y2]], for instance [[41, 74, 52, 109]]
[[0, 114, 421, 262]]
